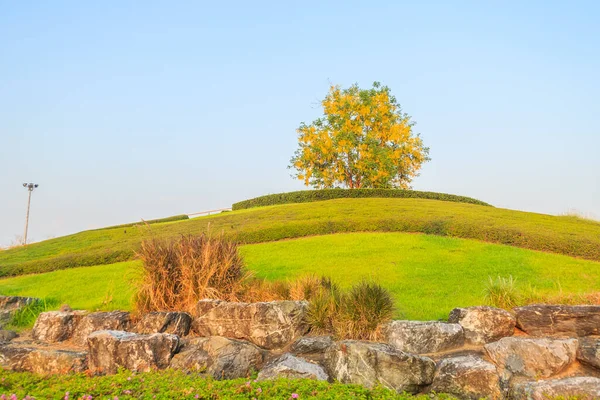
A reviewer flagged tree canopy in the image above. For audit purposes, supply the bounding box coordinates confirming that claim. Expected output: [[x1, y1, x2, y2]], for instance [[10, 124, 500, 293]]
[[290, 82, 430, 189]]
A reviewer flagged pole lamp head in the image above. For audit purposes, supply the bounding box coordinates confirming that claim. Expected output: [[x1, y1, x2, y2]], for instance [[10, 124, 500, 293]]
[[34, 184, 39, 188], [23, 183, 27, 187]]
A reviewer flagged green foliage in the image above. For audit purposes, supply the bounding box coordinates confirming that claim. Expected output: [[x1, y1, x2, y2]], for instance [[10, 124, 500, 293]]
[[484, 276, 519, 309], [232, 189, 491, 210], [5, 297, 60, 329], [90, 214, 189, 231], [0, 369, 457, 399], [2, 197, 600, 278]]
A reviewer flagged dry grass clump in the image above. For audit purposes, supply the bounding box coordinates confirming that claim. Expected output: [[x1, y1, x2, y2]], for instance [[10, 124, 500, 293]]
[[135, 234, 250, 314]]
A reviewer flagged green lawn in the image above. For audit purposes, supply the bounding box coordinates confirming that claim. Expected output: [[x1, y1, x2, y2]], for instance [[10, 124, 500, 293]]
[[2, 233, 598, 320], [1, 198, 600, 277]]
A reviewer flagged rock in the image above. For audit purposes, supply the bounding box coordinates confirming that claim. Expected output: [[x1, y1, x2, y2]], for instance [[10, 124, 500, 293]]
[[26, 349, 87, 374], [0, 344, 86, 374], [170, 336, 263, 379], [429, 355, 503, 400], [448, 306, 515, 344], [0, 296, 38, 326], [324, 340, 435, 393], [193, 300, 309, 349], [511, 376, 600, 400], [32, 311, 87, 343], [87, 330, 179, 374], [291, 335, 333, 354], [577, 337, 600, 369], [257, 353, 328, 381], [384, 320, 464, 354], [484, 337, 578, 379], [514, 305, 600, 337], [71, 311, 131, 346], [0, 330, 18, 342], [136, 312, 192, 337]]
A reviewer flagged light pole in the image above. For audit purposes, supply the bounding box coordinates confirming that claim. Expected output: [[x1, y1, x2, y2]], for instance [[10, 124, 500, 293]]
[[22, 183, 39, 245]]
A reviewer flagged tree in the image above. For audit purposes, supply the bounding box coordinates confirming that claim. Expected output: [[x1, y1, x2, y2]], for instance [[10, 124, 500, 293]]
[[290, 82, 430, 189]]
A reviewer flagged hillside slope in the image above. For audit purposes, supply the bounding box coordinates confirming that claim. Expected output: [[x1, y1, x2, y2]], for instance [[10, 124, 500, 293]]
[[1, 197, 599, 277]]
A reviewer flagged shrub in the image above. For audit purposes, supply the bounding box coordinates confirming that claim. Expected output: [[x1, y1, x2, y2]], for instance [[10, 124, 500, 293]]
[[90, 214, 189, 231], [232, 188, 492, 210], [135, 234, 249, 314], [484, 276, 519, 309]]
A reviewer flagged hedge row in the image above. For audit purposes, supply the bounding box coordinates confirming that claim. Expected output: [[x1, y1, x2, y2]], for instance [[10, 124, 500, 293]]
[[90, 214, 189, 231], [232, 189, 492, 210]]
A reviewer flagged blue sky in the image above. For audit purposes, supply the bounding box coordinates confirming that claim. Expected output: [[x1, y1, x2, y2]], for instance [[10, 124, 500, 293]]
[[1, 1, 599, 245]]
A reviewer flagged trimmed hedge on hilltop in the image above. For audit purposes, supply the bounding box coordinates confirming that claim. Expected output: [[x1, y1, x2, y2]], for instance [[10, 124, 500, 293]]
[[232, 189, 492, 210], [90, 214, 189, 231]]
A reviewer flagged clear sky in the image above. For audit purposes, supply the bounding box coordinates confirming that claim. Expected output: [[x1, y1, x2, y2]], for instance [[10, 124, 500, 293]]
[[1, 1, 599, 246]]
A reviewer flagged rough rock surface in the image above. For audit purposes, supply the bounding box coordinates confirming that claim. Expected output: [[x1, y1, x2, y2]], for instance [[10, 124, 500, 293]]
[[448, 306, 515, 344], [515, 305, 600, 337], [0, 344, 86, 374], [257, 353, 328, 381], [32, 311, 87, 343], [511, 376, 600, 400], [170, 336, 263, 379], [136, 312, 191, 337], [577, 337, 600, 369], [429, 356, 503, 400], [384, 320, 464, 354], [72, 311, 131, 346], [193, 300, 309, 349], [324, 340, 435, 393], [291, 336, 333, 354], [87, 330, 179, 374], [484, 337, 578, 379], [0, 330, 18, 342]]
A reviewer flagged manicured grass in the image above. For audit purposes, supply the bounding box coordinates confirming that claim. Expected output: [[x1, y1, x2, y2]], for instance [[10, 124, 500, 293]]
[[2, 233, 598, 321], [1, 198, 600, 277], [0, 369, 453, 399]]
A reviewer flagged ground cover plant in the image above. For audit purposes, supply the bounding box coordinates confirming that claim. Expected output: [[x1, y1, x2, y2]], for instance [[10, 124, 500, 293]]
[[2, 233, 599, 321], [1, 197, 600, 277], [0, 369, 457, 400]]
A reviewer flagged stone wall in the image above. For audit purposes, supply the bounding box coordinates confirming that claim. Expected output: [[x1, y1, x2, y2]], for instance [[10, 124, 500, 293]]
[[0, 296, 599, 400]]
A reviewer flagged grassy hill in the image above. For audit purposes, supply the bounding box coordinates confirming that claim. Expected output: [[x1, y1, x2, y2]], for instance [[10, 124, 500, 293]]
[[1, 232, 599, 320], [1, 196, 600, 278]]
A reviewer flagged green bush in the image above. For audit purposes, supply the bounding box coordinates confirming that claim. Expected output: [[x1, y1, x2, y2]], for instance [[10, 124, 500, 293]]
[[90, 214, 189, 231], [6, 297, 60, 329], [232, 189, 492, 210]]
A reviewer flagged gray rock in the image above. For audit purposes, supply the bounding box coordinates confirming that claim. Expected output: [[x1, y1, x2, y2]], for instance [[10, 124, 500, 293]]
[[257, 353, 328, 381], [429, 356, 503, 400], [448, 306, 515, 344], [511, 376, 600, 400], [0, 330, 18, 342], [324, 340, 435, 393], [515, 305, 600, 337], [484, 337, 578, 379], [0, 296, 39, 326], [72, 311, 131, 346], [577, 337, 600, 369], [32, 311, 87, 343], [193, 300, 309, 350], [87, 330, 179, 374], [136, 312, 191, 337], [0, 344, 32, 371], [170, 336, 263, 379], [0, 344, 86, 374], [384, 320, 464, 354], [291, 336, 333, 354]]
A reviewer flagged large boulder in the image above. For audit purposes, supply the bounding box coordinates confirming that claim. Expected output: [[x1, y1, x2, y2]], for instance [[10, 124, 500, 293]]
[[484, 337, 578, 379], [384, 320, 464, 354], [170, 336, 263, 379], [0, 344, 86, 374], [87, 330, 179, 374], [577, 337, 600, 369], [291, 336, 333, 355], [72, 311, 131, 346], [257, 353, 328, 381], [193, 300, 309, 350], [135, 312, 192, 337], [448, 306, 515, 344], [511, 376, 600, 400], [514, 305, 600, 337], [324, 340, 435, 393], [32, 311, 87, 343], [429, 356, 503, 400]]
